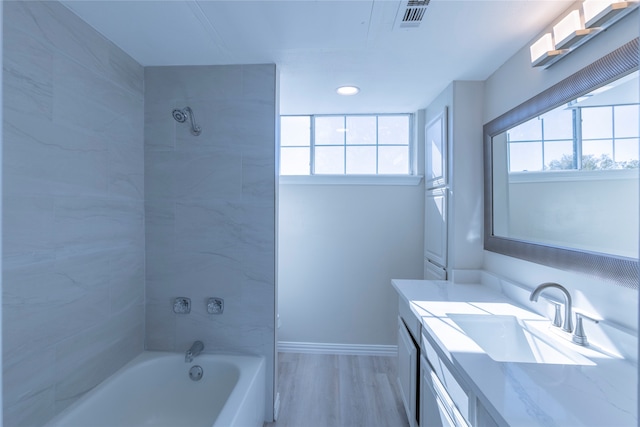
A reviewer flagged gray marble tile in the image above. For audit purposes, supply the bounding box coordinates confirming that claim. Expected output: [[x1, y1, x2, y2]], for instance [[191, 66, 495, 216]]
[[144, 100, 176, 151], [144, 65, 243, 105], [108, 144, 144, 200], [3, 251, 111, 362], [242, 152, 277, 202], [3, 347, 57, 427], [145, 303, 177, 351], [3, 19, 54, 119], [109, 248, 145, 314], [54, 304, 144, 411], [242, 64, 277, 102], [4, 112, 109, 197], [146, 250, 244, 302], [6, 1, 142, 97], [145, 150, 243, 202], [53, 198, 144, 255], [52, 54, 142, 143], [3, 195, 56, 259]]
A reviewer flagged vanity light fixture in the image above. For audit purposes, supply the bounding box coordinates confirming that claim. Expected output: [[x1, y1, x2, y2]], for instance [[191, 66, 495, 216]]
[[531, 0, 638, 68], [553, 10, 599, 50], [584, 0, 638, 29], [336, 85, 360, 96], [530, 33, 566, 68]]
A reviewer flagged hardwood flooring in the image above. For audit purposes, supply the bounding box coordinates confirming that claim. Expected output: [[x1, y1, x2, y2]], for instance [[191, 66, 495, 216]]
[[264, 352, 411, 427]]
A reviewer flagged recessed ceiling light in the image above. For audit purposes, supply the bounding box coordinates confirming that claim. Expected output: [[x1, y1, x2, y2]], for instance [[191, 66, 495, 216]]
[[336, 86, 360, 96]]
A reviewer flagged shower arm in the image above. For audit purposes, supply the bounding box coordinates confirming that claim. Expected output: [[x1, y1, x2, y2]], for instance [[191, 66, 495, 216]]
[[184, 107, 202, 136]]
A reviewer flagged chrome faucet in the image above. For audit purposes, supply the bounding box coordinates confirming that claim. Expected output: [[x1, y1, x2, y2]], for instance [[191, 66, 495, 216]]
[[185, 340, 204, 363], [529, 282, 573, 333]]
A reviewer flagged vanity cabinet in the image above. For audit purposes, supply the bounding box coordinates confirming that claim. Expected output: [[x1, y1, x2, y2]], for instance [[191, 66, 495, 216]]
[[421, 334, 470, 427], [397, 299, 421, 427], [396, 294, 500, 427]]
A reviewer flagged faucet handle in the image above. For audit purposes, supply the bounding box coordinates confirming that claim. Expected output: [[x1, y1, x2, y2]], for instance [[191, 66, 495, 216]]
[[572, 312, 600, 346], [549, 301, 563, 328]]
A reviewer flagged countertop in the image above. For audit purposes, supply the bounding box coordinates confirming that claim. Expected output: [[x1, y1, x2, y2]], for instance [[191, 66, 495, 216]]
[[392, 279, 637, 427]]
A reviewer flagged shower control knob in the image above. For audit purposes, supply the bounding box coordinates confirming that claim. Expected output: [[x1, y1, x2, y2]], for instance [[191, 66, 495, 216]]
[[207, 297, 224, 314]]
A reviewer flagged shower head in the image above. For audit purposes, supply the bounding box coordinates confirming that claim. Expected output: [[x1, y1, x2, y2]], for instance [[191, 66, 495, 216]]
[[171, 106, 202, 136], [172, 109, 187, 123]]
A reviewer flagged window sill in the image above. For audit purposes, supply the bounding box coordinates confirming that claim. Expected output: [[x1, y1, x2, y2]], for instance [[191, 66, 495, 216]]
[[279, 174, 424, 186]]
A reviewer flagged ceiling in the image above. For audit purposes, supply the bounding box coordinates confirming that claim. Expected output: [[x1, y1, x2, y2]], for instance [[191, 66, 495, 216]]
[[61, 0, 574, 115]]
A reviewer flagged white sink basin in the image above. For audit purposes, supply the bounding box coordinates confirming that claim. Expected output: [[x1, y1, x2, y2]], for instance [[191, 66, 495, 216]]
[[448, 314, 594, 365]]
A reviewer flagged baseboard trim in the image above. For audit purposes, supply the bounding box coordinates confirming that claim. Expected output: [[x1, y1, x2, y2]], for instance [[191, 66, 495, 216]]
[[278, 341, 397, 356]]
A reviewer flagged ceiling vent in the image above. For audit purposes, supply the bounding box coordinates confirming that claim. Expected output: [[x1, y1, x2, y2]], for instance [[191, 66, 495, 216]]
[[394, 0, 431, 29]]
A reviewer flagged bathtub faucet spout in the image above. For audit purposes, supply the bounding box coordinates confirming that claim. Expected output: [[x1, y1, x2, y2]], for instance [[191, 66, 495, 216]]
[[185, 340, 204, 363]]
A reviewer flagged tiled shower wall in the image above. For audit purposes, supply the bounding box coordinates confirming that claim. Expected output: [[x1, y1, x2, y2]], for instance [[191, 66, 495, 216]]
[[2, 1, 145, 426], [144, 65, 277, 420]]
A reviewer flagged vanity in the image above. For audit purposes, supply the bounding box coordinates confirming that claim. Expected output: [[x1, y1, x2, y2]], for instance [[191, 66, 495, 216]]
[[393, 276, 638, 427]]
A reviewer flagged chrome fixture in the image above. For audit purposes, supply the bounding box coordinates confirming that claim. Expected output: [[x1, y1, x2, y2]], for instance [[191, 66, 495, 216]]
[[173, 297, 191, 314], [572, 312, 600, 346], [185, 340, 204, 363], [189, 365, 203, 381], [207, 297, 224, 314], [172, 106, 202, 136], [529, 282, 573, 332]]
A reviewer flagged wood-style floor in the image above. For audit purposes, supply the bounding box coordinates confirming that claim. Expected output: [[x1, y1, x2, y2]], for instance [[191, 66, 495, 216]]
[[265, 352, 411, 427]]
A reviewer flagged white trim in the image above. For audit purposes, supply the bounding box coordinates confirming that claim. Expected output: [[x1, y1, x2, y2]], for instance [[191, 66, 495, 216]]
[[278, 341, 398, 356], [279, 174, 423, 186], [509, 168, 638, 183]]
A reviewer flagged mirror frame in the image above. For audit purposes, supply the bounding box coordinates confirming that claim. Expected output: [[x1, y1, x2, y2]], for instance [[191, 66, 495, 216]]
[[483, 38, 639, 289]]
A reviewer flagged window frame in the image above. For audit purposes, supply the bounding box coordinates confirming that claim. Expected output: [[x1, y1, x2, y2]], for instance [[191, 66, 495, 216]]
[[279, 113, 419, 184]]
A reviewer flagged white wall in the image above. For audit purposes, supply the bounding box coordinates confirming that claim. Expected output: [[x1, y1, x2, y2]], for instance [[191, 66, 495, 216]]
[[482, 9, 639, 331], [278, 183, 423, 346]]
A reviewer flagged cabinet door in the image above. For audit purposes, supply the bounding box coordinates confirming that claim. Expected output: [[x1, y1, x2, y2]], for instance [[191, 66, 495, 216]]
[[397, 319, 418, 427], [425, 188, 448, 268], [425, 108, 448, 189], [420, 355, 455, 427]]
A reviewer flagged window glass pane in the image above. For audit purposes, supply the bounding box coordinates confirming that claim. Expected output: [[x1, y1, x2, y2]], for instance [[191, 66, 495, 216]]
[[315, 146, 344, 174], [614, 105, 639, 138], [378, 146, 409, 174], [316, 116, 345, 145], [542, 107, 573, 140], [346, 116, 376, 145], [582, 139, 614, 170], [346, 146, 376, 174], [544, 140, 574, 170], [614, 138, 639, 166], [581, 107, 612, 139], [507, 117, 541, 142], [509, 142, 543, 172], [378, 116, 409, 145], [281, 116, 310, 147], [280, 147, 310, 175]]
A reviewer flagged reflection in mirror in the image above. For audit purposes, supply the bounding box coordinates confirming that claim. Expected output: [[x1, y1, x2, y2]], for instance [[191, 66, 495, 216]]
[[492, 71, 639, 259], [484, 38, 639, 288]]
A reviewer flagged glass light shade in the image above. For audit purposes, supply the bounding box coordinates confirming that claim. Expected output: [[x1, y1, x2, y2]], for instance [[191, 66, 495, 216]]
[[583, 1, 614, 23], [530, 33, 555, 63], [336, 86, 360, 96], [553, 10, 583, 47]]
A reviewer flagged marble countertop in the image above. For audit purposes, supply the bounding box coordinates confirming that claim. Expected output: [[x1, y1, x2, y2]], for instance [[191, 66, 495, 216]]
[[392, 279, 637, 427]]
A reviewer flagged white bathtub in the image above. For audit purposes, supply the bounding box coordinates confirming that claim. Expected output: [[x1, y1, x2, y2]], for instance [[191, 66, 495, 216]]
[[46, 352, 266, 427]]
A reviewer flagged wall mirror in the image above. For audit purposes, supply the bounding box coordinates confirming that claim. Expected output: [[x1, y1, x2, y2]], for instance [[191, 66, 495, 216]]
[[484, 38, 639, 289]]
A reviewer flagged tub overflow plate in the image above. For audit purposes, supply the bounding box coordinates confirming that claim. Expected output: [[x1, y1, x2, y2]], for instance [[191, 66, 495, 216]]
[[189, 365, 203, 381]]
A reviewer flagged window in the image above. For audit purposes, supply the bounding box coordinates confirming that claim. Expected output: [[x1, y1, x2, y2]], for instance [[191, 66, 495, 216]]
[[507, 103, 639, 172], [280, 114, 412, 176]]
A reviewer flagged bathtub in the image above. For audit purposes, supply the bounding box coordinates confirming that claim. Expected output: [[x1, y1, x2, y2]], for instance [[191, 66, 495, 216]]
[[46, 352, 266, 427]]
